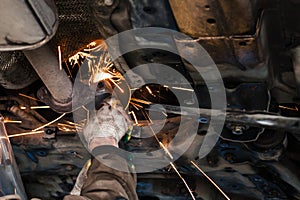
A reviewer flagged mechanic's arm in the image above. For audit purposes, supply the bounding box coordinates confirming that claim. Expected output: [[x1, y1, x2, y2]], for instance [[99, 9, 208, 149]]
[[64, 98, 138, 200]]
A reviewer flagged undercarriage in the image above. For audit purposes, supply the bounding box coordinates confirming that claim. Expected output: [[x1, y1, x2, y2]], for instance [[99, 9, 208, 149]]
[[0, 0, 300, 199]]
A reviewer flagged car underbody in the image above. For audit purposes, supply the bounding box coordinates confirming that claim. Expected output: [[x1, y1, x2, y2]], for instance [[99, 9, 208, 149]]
[[0, 0, 300, 199]]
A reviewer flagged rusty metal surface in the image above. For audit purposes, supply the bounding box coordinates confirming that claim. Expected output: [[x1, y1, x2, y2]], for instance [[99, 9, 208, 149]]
[[0, 0, 298, 199], [24, 45, 73, 107], [168, 0, 259, 37], [175, 37, 266, 83], [169, 1, 267, 83]]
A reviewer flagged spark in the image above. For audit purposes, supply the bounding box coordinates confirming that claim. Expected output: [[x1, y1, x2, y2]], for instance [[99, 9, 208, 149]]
[[87, 43, 106, 52], [58, 123, 78, 132], [131, 103, 139, 110], [129, 101, 144, 111], [92, 71, 113, 82], [85, 47, 123, 92], [108, 78, 124, 93], [131, 98, 152, 105], [148, 125, 173, 159], [279, 105, 298, 111], [66, 121, 76, 125], [65, 61, 73, 80], [20, 106, 50, 110], [162, 111, 168, 117], [30, 106, 50, 110], [33, 113, 66, 131], [159, 141, 173, 160], [88, 41, 97, 47], [58, 123, 77, 129], [130, 102, 143, 108], [190, 161, 230, 200], [130, 102, 142, 110], [58, 46, 62, 70], [68, 40, 121, 93], [57, 123, 75, 129], [148, 125, 161, 146], [68, 52, 96, 66], [61, 120, 85, 132], [146, 114, 195, 200], [172, 86, 194, 92], [18, 93, 40, 102], [8, 131, 44, 138], [65, 120, 85, 128], [59, 41, 124, 105], [146, 86, 155, 96], [144, 111, 153, 124], [170, 162, 196, 200], [84, 39, 106, 52], [4, 119, 22, 124], [105, 63, 115, 71], [130, 111, 139, 125]]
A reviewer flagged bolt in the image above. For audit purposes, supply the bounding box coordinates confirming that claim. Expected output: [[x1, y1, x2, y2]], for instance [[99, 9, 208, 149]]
[[232, 125, 245, 135]]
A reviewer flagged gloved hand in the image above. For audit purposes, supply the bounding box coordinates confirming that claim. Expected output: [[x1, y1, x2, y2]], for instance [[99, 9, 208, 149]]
[[83, 97, 132, 150]]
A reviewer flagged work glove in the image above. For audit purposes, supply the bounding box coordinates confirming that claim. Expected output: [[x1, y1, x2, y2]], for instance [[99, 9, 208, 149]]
[[69, 98, 131, 197], [83, 97, 132, 149], [69, 159, 91, 196]]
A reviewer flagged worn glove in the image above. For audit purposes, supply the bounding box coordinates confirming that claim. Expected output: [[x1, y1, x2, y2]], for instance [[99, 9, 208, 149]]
[[69, 159, 91, 196], [83, 97, 132, 149]]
